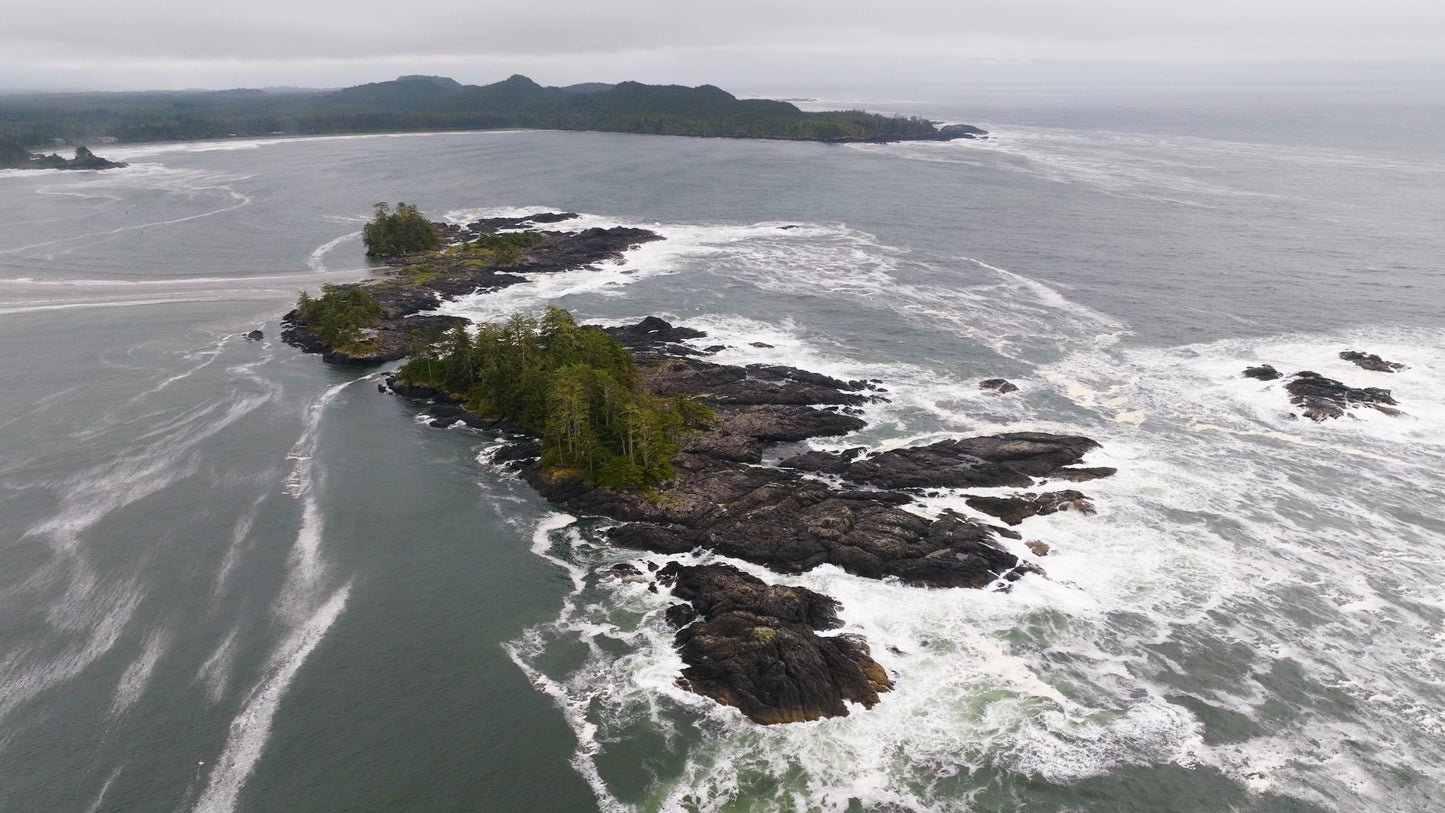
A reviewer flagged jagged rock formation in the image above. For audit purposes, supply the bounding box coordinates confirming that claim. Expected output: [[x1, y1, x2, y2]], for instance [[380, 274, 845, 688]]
[[659, 562, 891, 724], [1340, 350, 1405, 372], [1287, 371, 1400, 420]]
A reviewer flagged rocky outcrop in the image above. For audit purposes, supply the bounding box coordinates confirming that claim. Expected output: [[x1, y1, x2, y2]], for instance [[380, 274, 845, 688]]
[[6, 144, 128, 171], [777, 433, 1100, 490], [659, 562, 891, 724], [965, 490, 1096, 526], [638, 356, 872, 408], [1243, 357, 1408, 420], [485, 331, 1069, 591], [283, 215, 663, 365], [980, 378, 1019, 394], [1286, 371, 1399, 420], [935, 124, 989, 140], [1340, 350, 1404, 372], [280, 312, 466, 365], [603, 315, 707, 353], [1242, 364, 1283, 381], [485, 343, 1093, 598], [380, 313, 1110, 722]]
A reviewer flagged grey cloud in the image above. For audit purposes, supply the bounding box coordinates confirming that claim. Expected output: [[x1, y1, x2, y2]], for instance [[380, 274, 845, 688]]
[[2, 0, 1443, 90]]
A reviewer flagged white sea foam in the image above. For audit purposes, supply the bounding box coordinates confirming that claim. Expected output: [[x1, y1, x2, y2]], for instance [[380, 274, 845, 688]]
[[283, 376, 372, 499], [503, 305, 1445, 809], [192, 584, 351, 813], [103, 130, 522, 162], [0, 268, 359, 315], [307, 230, 362, 274], [663, 219, 1123, 360], [82, 766, 124, 813], [0, 582, 142, 751], [1023, 325, 1445, 808], [866, 126, 1286, 206], [0, 332, 291, 760], [197, 629, 241, 704], [193, 373, 374, 812], [108, 628, 170, 718], [210, 496, 266, 605], [431, 208, 1121, 363]]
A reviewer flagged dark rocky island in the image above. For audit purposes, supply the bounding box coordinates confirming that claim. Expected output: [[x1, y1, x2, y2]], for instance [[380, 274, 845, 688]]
[[1339, 350, 1405, 373], [0, 139, 127, 170], [1241, 353, 1407, 421], [284, 209, 1112, 724], [1286, 371, 1400, 420], [281, 211, 663, 364], [659, 562, 892, 725]]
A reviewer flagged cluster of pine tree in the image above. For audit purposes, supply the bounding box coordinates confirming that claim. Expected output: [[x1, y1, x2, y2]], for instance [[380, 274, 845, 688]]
[[361, 202, 442, 256], [398, 307, 710, 488], [294, 284, 383, 349]]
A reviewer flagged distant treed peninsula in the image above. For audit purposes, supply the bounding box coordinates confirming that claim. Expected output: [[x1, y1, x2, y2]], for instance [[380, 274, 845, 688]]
[[0, 74, 985, 148]]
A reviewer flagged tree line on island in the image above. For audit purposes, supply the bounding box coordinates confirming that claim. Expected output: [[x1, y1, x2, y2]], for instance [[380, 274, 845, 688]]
[[0, 74, 975, 148], [292, 270, 709, 489], [397, 307, 711, 489]]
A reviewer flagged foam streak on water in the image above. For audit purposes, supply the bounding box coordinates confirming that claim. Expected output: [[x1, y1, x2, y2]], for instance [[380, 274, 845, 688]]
[[193, 374, 373, 811], [0, 349, 277, 748], [435, 211, 1123, 365]]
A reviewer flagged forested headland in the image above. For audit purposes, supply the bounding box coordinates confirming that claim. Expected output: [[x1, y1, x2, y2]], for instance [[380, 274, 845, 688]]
[[0, 74, 984, 147], [0, 137, 126, 169]]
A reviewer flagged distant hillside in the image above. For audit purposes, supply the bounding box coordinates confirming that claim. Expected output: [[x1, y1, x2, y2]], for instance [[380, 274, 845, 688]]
[[0, 74, 980, 146], [0, 135, 30, 165]]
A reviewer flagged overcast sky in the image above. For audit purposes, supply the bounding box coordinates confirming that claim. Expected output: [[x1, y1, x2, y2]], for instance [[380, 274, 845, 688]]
[[3, 0, 1443, 92]]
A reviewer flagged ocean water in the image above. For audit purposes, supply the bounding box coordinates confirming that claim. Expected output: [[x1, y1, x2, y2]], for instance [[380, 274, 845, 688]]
[[1, 83, 1443, 811]]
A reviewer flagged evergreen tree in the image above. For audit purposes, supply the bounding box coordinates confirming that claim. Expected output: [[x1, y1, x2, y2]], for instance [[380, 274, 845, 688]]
[[394, 305, 710, 489], [362, 202, 442, 256]]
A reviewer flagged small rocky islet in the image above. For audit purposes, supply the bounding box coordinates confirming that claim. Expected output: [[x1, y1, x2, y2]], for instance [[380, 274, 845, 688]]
[[283, 211, 1114, 725], [0, 139, 127, 170], [1241, 349, 1408, 421]]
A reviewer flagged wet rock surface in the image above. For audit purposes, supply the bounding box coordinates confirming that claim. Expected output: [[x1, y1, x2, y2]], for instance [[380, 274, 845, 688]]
[[980, 378, 1019, 394], [1242, 355, 1409, 420], [1287, 371, 1400, 420], [777, 433, 1101, 490], [1340, 350, 1405, 372], [965, 490, 1096, 526], [659, 562, 891, 724], [603, 315, 708, 354], [1242, 364, 1283, 381]]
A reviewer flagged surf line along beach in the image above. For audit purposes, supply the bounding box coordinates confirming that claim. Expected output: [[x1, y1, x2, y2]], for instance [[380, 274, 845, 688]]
[[281, 209, 1117, 724]]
